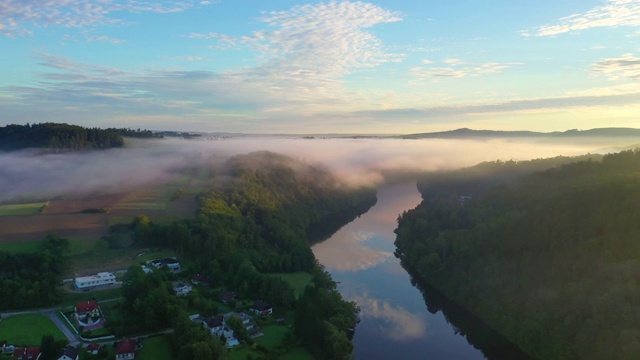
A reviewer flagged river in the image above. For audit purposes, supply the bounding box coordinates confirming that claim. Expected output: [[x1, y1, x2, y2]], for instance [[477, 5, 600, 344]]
[[312, 182, 531, 360]]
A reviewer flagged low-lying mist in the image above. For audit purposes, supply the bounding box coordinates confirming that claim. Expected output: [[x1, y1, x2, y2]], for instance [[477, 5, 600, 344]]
[[0, 136, 628, 203]]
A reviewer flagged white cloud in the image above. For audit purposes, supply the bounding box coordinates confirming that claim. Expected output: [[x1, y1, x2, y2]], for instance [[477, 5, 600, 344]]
[[86, 35, 126, 44], [0, 0, 208, 37], [167, 56, 203, 61], [442, 58, 464, 65], [531, 0, 640, 36], [592, 53, 640, 80], [412, 61, 521, 79]]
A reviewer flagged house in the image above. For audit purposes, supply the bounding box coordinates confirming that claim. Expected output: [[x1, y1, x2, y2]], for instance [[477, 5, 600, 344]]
[[115, 338, 137, 360], [223, 312, 255, 330], [172, 282, 192, 296], [75, 300, 101, 321], [204, 315, 224, 336], [13, 347, 40, 360], [86, 343, 101, 355], [58, 345, 79, 360], [218, 290, 235, 304], [249, 300, 272, 316], [74, 272, 116, 291], [190, 274, 210, 286], [147, 258, 181, 273]]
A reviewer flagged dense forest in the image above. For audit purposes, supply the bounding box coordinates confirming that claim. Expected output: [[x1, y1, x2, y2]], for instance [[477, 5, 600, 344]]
[[0, 123, 124, 150], [0, 235, 69, 309], [395, 149, 640, 360], [127, 151, 376, 359]]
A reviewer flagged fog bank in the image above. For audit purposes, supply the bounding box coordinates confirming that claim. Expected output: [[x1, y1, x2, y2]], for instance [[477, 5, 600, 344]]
[[0, 136, 624, 203]]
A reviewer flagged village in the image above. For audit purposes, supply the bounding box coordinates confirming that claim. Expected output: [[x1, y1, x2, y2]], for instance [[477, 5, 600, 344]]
[[0, 256, 287, 360]]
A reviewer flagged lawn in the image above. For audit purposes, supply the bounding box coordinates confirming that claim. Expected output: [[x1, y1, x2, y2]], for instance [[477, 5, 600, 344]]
[[269, 272, 312, 298], [281, 347, 315, 360], [67, 236, 175, 275], [0, 314, 66, 346], [0, 236, 98, 255], [137, 336, 172, 360], [60, 288, 122, 308], [0, 202, 46, 216], [254, 325, 289, 350], [0, 241, 43, 254], [228, 346, 260, 360]]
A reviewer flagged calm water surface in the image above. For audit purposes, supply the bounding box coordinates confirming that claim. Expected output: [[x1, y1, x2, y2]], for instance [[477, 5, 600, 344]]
[[312, 183, 499, 360]]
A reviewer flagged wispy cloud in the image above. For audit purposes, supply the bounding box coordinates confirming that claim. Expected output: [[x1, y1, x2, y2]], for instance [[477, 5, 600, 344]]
[[592, 53, 640, 80], [166, 56, 203, 61], [86, 35, 126, 44], [528, 0, 640, 37], [192, 1, 402, 92], [0, 0, 207, 37], [412, 60, 521, 79]]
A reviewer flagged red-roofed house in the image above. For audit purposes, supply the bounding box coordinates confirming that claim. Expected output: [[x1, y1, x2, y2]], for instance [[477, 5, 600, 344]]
[[86, 343, 101, 355], [115, 338, 137, 360], [250, 300, 272, 316], [13, 347, 40, 360], [75, 300, 100, 321]]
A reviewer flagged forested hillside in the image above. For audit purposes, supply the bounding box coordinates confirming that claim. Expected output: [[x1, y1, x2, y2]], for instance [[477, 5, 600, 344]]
[[395, 150, 640, 360], [0, 123, 124, 150], [133, 151, 376, 359]]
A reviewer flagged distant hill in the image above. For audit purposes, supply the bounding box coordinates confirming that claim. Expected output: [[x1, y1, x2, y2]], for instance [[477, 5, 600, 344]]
[[401, 127, 640, 139]]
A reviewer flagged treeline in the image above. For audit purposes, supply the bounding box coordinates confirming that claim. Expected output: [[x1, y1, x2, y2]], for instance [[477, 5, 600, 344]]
[[0, 235, 69, 309], [106, 127, 163, 138], [0, 123, 124, 151], [395, 150, 640, 359], [129, 151, 374, 359]]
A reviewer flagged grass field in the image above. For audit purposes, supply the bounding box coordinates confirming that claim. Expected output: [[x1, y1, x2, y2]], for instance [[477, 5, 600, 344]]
[[229, 346, 260, 360], [0, 202, 46, 216], [138, 336, 172, 360], [282, 347, 315, 360], [254, 325, 290, 350], [270, 272, 312, 298], [61, 288, 122, 308], [0, 241, 43, 254], [0, 314, 66, 346]]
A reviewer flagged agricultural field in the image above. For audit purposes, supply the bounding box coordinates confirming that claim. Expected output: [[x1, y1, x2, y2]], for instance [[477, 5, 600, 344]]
[[0, 314, 66, 346], [0, 202, 46, 216], [0, 213, 109, 243]]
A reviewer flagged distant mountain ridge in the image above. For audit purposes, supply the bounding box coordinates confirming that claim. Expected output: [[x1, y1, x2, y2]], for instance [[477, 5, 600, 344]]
[[401, 127, 640, 139]]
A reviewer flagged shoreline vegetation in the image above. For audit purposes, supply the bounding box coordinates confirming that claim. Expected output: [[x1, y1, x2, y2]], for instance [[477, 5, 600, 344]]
[[395, 149, 640, 359]]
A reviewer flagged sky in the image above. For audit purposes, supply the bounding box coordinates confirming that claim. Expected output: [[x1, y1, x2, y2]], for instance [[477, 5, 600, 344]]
[[1, 0, 640, 134]]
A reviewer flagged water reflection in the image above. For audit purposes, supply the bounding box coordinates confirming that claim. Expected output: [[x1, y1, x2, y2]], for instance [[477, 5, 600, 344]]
[[352, 291, 427, 341], [313, 183, 532, 359]]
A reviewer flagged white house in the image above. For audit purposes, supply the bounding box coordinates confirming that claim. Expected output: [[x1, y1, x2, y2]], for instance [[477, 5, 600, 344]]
[[172, 282, 192, 296], [74, 272, 116, 290], [147, 258, 181, 273], [58, 345, 79, 360]]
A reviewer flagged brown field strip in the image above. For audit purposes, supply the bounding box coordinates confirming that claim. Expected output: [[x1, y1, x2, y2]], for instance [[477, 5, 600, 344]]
[[0, 213, 109, 242]]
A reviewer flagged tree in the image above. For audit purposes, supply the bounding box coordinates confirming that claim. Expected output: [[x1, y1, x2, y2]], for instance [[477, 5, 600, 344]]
[[39, 334, 57, 360]]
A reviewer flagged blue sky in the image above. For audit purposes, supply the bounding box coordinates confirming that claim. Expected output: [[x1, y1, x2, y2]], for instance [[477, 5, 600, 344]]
[[1, 0, 639, 134]]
